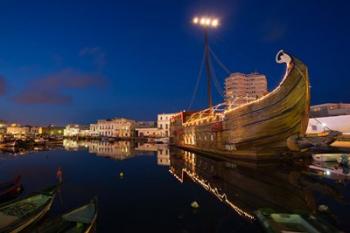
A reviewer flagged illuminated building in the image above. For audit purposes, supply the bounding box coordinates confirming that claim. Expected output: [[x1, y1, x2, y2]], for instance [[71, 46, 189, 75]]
[[6, 124, 30, 138], [157, 113, 177, 137], [91, 118, 136, 138], [225, 72, 268, 106]]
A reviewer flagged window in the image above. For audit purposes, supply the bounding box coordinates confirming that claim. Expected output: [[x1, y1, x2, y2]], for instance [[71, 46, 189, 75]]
[[311, 125, 317, 131]]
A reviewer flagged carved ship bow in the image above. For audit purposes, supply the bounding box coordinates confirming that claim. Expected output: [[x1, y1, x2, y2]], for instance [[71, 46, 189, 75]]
[[171, 51, 310, 160]]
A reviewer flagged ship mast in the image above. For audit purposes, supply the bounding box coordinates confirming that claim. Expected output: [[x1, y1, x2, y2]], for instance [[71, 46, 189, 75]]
[[193, 16, 219, 109]]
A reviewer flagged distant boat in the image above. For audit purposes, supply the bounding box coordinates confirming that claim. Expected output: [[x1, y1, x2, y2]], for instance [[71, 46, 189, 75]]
[[171, 51, 310, 160], [33, 197, 98, 233], [0, 141, 17, 149], [0, 185, 57, 233], [255, 208, 342, 233], [0, 176, 22, 201]]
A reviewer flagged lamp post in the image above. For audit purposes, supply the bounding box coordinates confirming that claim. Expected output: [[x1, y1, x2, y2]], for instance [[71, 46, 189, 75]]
[[193, 16, 219, 109]]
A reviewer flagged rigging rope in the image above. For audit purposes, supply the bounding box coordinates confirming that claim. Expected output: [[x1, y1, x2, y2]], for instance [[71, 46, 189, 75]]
[[187, 50, 205, 110], [188, 46, 231, 109], [209, 46, 231, 75], [210, 57, 224, 97]]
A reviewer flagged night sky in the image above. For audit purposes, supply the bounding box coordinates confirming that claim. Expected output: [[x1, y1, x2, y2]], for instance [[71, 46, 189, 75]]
[[0, 0, 349, 125]]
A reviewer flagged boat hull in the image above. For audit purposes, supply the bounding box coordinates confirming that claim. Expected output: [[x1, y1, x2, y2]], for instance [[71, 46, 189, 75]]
[[0, 176, 22, 201], [0, 186, 57, 233], [171, 51, 310, 160]]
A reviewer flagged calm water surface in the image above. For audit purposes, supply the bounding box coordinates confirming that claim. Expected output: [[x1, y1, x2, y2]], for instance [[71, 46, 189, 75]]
[[0, 140, 349, 232]]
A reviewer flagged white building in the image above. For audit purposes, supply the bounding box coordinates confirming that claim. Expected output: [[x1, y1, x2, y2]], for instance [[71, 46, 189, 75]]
[[90, 118, 136, 138], [307, 115, 350, 135], [157, 113, 177, 137]]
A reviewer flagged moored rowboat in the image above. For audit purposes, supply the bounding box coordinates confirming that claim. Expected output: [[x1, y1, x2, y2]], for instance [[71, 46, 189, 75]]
[[0, 185, 57, 233], [0, 176, 22, 201], [31, 197, 98, 233], [255, 208, 342, 233], [312, 154, 342, 162]]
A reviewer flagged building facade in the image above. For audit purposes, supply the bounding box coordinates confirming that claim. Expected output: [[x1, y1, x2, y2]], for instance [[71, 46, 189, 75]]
[[157, 113, 177, 137], [6, 124, 30, 138], [225, 72, 268, 106], [310, 103, 350, 118], [90, 118, 136, 138]]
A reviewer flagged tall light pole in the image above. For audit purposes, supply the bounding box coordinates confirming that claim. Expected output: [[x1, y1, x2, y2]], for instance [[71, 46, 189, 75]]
[[193, 16, 219, 109]]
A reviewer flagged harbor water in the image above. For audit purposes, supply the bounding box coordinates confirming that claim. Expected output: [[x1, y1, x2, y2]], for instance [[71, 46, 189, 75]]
[[0, 140, 349, 232]]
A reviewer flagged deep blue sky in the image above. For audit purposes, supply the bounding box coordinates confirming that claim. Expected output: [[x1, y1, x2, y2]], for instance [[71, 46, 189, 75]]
[[0, 0, 349, 125]]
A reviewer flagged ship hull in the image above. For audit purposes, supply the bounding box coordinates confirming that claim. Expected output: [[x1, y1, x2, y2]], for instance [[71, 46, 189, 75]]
[[171, 51, 310, 160]]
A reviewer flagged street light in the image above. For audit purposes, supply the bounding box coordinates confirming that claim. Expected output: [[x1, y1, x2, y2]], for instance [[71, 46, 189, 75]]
[[192, 16, 220, 108]]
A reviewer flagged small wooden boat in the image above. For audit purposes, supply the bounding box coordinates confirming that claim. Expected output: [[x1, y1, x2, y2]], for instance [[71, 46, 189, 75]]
[[255, 208, 342, 233], [312, 153, 342, 162], [0, 176, 22, 201], [309, 164, 350, 178], [0, 185, 57, 233], [32, 197, 98, 233]]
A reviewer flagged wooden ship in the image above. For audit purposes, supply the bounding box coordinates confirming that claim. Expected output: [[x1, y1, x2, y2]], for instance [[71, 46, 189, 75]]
[[170, 50, 310, 160]]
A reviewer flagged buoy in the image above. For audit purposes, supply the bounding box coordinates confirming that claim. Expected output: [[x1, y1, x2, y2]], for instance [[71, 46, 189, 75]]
[[318, 204, 329, 212], [191, 201, 199, 209]]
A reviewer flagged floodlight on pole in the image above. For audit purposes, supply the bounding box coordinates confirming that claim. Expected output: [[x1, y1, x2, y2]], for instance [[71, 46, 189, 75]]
[[192, 16, 220, 28], [192, 16, 220, 108]]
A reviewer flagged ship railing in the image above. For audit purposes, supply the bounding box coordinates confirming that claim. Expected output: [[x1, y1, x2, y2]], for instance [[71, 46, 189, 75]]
[[184, 103, 228, 126]]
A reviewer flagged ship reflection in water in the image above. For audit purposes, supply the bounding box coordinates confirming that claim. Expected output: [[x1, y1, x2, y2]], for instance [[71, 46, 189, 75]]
[[0, 141, 349, 232], [169, 148, 349, 231]]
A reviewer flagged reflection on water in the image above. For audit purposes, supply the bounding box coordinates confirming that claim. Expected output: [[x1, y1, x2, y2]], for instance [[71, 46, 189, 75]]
[[1, 140, 349, 232], [63, 139, 170, 165], [168, 149, 349, 230]]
